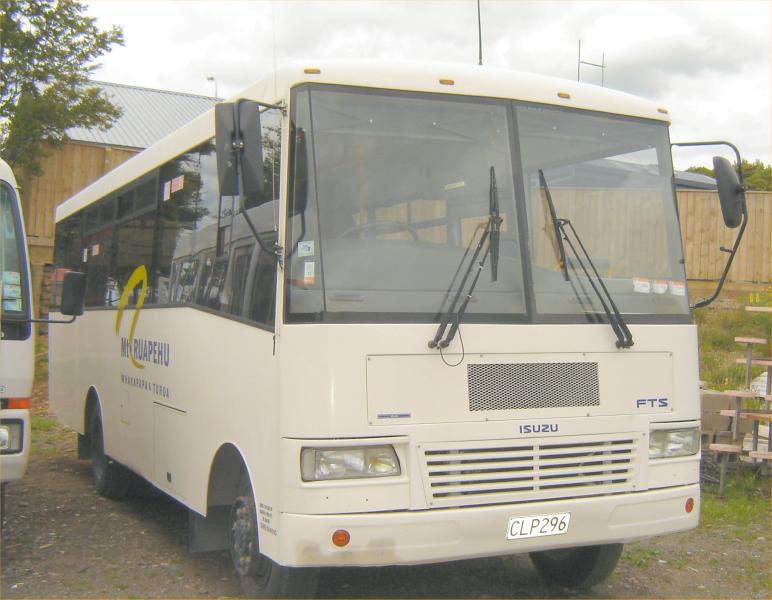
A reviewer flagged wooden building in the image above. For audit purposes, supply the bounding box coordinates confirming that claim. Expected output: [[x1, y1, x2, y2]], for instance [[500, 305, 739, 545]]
[[19, 81, 216, 316]]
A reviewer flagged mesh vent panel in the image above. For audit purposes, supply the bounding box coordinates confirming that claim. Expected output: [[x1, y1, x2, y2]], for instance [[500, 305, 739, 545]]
[[468, 362, 599, 411]]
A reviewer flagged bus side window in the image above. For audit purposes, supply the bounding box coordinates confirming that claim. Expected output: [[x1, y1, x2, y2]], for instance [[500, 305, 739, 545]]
[[178, 257, 199, 303], [249, 247, 277, 327], [228, 245, 253, 317], [203, 256, 228, 310], [195, 253, 215, 306]]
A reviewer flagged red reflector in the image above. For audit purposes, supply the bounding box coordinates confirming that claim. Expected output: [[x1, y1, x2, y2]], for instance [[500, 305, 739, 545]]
[[685, 497, 695, 513], [7, 398, 31, 410], [332, 529, 350, 547]]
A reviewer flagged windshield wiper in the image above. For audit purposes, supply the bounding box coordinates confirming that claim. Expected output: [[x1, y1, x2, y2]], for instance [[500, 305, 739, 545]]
[[538, 169, 569, 281], [428, 166, 502, 349], [538, 170, 634, 349]]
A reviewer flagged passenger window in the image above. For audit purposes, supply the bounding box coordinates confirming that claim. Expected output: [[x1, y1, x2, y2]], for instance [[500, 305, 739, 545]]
[[83, 226, 115, 307], [228, 245, 253, 317], [196, 253, 215, 305], [174, 257, 199, 303], [249, 245, 277, 327], [203, 256, 228, 310]]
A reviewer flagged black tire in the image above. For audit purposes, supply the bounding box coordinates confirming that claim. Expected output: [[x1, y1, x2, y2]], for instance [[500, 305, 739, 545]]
[[229, 480, 318, 598], [89, 404, 131, 500], [529, 543, 623, 590]]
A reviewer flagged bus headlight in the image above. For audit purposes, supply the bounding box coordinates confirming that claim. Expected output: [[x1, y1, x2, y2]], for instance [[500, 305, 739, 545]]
[[301, 445, 401, 481], [0, 421, 23, 454], [649, 427, 700, 459]]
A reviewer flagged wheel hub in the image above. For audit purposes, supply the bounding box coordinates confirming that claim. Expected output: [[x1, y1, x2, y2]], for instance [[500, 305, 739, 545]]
[[230, 496, 257, 577]]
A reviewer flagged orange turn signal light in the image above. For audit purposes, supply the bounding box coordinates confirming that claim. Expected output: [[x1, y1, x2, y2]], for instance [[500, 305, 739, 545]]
[[685, 497, 695, 513], [332, 529, 351, 547], [557, 91, 571, 99], [304, 68, 321, 75], [7, 398, 31, 410], [439, 79, 455, 86]]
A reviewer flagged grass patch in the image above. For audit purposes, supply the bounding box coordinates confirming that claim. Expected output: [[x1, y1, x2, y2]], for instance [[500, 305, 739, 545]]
[[701, 469, 772, 530], [694, 288, 772, 390], [30, 420, 76, 456], [31, 415, 59, 432], [621, 544, 661, 567]]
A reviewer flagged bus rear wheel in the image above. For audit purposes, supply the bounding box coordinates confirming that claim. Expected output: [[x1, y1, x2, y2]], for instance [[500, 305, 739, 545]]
[[89, 405, 131, 500], [529, 543, 623, 590], [229, 489, 318, 598]]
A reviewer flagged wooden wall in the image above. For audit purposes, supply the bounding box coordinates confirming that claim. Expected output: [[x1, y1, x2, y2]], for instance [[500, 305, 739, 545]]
[[677, 190, 771, 284], [19, 141, 137, 318], [20, 141, 137, 248]]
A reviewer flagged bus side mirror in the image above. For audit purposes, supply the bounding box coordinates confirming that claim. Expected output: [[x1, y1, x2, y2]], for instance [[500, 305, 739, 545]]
[[61, 271, 86, 317], [713, 156, 745, 228], [215, 101, 264, 199]]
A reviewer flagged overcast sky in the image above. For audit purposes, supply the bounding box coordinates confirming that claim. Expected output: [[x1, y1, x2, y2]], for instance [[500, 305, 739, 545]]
[[84, 0, 771, 169]]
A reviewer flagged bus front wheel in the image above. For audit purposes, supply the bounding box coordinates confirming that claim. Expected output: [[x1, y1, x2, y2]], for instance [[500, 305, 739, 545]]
[[529, 543, 623, 590], [229, 488, 318, 598], [89, 405, 131, 500]]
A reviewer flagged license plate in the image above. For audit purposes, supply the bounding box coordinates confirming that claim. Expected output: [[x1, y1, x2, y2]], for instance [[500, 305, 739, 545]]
[[506, 512, 571, 540]]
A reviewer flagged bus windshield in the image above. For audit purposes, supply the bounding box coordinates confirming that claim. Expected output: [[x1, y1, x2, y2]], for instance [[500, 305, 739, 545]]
[[1, 181, 29, 319], [285, 84, 689, 324]]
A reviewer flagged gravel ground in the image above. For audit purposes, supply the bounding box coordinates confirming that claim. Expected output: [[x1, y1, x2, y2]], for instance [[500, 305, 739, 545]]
[[1, 381, 769, 598]]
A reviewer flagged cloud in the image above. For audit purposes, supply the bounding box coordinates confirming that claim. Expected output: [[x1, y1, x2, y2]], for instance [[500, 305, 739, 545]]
[[85, 0, 770, 164]]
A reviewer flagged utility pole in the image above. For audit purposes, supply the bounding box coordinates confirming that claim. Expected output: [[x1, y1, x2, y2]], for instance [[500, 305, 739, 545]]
[[206, 76, 218, 100]]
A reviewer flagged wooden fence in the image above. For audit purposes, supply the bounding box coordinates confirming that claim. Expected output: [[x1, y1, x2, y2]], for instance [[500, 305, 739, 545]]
[[677, 190, 771, 284]]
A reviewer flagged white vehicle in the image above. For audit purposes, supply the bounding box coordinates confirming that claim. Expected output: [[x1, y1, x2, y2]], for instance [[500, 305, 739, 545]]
[[1, 159, 34, 504], [0, 159, 83, 517], [48, 61, 747, 596]]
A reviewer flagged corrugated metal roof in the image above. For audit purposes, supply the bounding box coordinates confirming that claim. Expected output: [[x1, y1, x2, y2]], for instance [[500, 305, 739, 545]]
[[674, 170, 717, 190], [66, 81, 216, 150]]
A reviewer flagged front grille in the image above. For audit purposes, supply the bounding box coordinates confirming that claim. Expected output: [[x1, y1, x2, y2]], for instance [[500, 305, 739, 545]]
[[420, 434, 638, 508], [467, 362, 600, 411]]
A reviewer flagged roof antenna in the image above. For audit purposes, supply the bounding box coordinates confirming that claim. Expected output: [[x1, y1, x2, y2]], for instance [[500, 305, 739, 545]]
[[477, 0, 483, 65], [577, 39, 606, 86], [271, 1, 278, 98]]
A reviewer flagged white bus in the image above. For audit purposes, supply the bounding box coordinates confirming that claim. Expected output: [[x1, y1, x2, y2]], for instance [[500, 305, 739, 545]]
[[48, 61, 746, 596], [1, 158, 34, 507]]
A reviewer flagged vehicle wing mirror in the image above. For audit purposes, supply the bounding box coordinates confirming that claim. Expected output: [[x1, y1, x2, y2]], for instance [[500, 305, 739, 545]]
[[713, 156, 745, 228], [60, 271, 86, 317], [215, 100, 264, 199]]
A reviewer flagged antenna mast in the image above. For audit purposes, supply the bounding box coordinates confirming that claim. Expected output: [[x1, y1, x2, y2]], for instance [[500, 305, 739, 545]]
[[577, 39, 606, 86], [477, 0, 483, 65]]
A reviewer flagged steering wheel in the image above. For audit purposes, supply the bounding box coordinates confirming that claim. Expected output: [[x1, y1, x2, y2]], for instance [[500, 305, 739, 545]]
[[339, 220, 420, 241]]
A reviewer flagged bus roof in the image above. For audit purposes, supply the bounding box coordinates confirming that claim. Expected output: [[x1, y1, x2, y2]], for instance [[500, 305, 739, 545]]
[[56, 59, 671, 222]]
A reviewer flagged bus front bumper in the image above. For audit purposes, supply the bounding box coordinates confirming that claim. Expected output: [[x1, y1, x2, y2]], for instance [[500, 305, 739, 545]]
[[277, 484, 699, 567]]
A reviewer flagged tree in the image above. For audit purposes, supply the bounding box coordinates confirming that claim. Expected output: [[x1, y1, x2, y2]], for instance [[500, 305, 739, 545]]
[[686, 160, 772, 192], [741, 159, 772, 192], [685, 165, 714, 178], [0, 0, 124, 175]]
